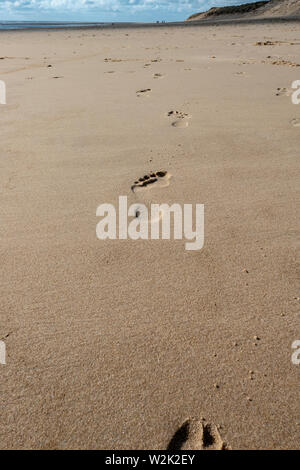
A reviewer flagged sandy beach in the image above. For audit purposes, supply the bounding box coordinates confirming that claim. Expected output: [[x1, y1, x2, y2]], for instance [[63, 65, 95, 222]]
[[0, 20, 299, 449]]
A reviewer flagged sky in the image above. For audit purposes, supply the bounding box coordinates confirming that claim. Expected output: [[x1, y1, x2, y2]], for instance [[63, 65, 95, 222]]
[[0, 0, 261, 23]]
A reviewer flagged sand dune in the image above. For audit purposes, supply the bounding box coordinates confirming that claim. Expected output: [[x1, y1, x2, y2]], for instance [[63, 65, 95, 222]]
[[187, 0, 300, 21], [258, 0, 300, 16]]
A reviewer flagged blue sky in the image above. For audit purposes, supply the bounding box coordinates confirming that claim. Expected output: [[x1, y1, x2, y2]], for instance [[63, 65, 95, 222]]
[[0, 0, 259, 22]]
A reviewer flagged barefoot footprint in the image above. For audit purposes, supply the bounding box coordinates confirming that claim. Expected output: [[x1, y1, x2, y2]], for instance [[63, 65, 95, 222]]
[[167, 110, 191, 128], [131, 170, 171, 193], [276, 87, 292, 97], [130, 170, 171, 223], [136, 88, 152, 97], [291, 118, 300, 127], [167, 418, 227, 451], [153, 73, 164, 79]]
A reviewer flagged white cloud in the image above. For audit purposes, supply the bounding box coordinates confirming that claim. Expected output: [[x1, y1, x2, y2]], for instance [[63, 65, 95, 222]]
[[1, 0, 253, 12], [0, 0, 259, 20]]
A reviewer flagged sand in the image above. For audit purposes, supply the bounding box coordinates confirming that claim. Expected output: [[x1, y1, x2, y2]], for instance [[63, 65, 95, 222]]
[[0, 21, 299, 450], [186, 0, 300, 21]]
